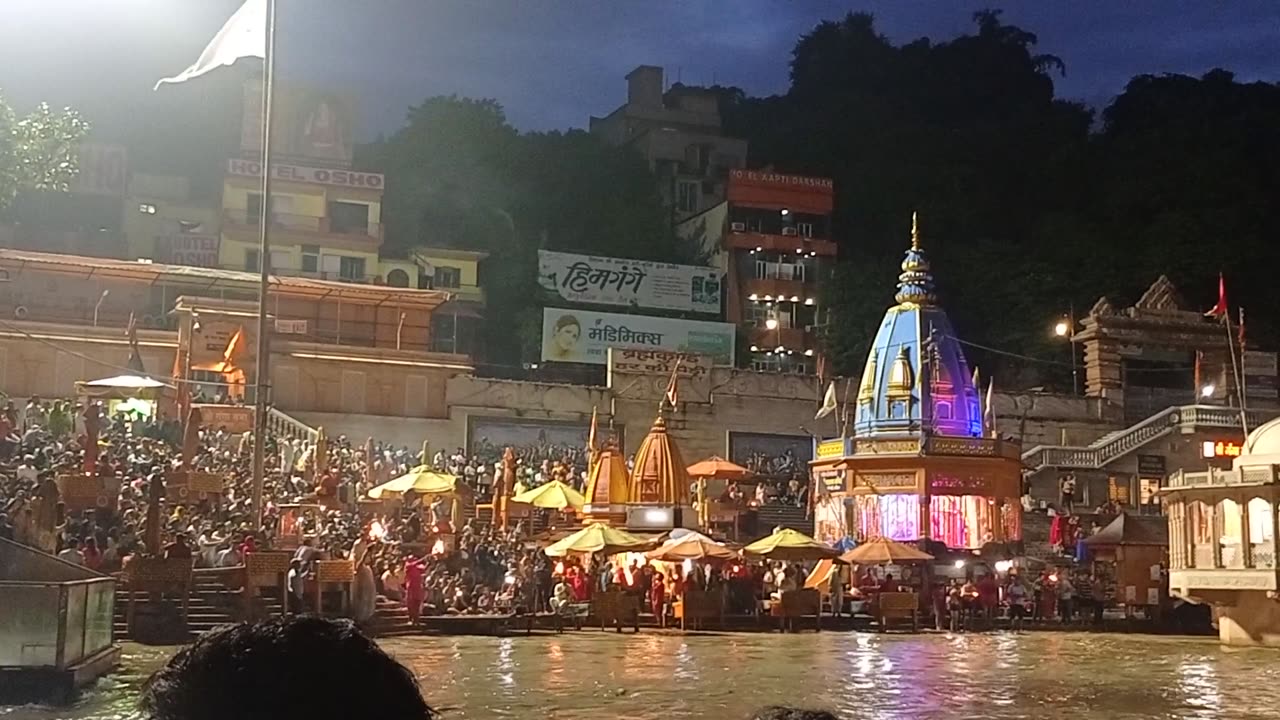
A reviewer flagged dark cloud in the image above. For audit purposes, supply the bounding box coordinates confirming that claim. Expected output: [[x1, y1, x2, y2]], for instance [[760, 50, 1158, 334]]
[[2, 0, 1278, 137]]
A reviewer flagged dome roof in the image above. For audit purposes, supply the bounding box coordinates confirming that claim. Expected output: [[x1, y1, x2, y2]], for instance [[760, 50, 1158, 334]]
[[852, 214, 983, 439], [1237, 415, 1280, 469], [629, 416, 688, 504]]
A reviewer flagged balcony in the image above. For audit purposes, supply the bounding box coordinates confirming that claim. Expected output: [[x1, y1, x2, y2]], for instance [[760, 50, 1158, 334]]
[[726, 228, 837, 257], [223, 209, 381, 245]]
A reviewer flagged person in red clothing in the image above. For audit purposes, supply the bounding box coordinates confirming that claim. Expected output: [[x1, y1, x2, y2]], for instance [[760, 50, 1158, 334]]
[[650, 572, 667, 628], [976, 572, 1000, 628], [403, 554, 427, 624], [568, 566, 589, 601], [82, 536, 104, 571]]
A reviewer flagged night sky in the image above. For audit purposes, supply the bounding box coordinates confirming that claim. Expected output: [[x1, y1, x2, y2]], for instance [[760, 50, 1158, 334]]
[[3, 0, 1279, 138]]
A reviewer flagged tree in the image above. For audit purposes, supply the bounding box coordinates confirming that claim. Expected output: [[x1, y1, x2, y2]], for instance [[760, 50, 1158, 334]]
[[723, 11, 1093, 382], [365, 97, 684, 366], [0, 94, 89, 214]]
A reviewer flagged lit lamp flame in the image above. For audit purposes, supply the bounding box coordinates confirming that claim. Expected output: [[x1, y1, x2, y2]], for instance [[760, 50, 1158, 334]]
[[368, 520, 386, 541], [431, 538, 446, 555], [555, 561, 566, 576]]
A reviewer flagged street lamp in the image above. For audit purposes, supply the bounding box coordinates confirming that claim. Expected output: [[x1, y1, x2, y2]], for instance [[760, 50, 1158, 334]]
[[765, 318, 779, 330], [93, 289, 110, 327], [1052, 309, 1078, 395], [1201, 383, 1216, 399]]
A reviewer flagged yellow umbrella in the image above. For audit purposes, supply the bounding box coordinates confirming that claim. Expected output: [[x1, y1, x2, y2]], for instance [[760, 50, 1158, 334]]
[[645, 531, 738, 562], [743, 528, 842, 562], [366, 466, 458, 499], [511, 480, 586, 511], [544, 523, 653, 557], [840, 537, 934, 565]]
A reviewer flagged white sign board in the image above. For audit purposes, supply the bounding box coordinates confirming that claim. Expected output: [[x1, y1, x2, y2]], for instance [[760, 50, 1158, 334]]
[[537, 250, 721, 314], [541, 308, 735, 366], [227, 159, 384, 190]]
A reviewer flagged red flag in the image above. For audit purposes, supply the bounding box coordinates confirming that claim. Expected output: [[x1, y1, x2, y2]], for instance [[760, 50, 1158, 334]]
[[1205, 273, 1227, 318], [664, 358, 682, 409]]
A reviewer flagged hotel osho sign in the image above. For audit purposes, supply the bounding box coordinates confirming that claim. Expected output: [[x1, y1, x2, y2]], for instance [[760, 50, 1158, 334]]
[[538, 250, 721, 314], [541, 308, 734, 366]]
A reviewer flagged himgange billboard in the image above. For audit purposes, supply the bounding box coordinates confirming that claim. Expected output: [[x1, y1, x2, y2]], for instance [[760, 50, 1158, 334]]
[[537, 250, 721, 314], [541, 308, 735, 366]]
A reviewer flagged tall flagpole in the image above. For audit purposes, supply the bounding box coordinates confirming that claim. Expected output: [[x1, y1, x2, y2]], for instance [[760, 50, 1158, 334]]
[[250, 0, 277, 527]]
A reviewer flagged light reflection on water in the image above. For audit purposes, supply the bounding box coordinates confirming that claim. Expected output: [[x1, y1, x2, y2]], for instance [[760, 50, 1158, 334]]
[[4, 632, 1280, 720]]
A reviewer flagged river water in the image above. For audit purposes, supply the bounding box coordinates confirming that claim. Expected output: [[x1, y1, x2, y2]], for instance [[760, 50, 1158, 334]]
[[4, 632, 1279, 720]]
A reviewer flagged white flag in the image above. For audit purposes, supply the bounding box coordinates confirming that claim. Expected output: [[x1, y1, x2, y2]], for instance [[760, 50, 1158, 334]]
[[155, 0, 267, 90], [815, 381, 838, 419]]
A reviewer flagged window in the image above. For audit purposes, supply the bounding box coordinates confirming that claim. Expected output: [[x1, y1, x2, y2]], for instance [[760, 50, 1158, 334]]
[[301, 244, 320, 273], [676, 181, 698, 213], [247, 193, 264, 223], [244, 249, 260, 272], [796, 222, 813, 238], [433, 266, 462, 289], [338, 256, 366, 281], [329, 201, 369, 235]]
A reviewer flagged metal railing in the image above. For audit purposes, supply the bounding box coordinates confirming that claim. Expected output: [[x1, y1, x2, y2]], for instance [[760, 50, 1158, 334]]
[[1022, 404, 1280, 471], [266, 407, 318, 444]]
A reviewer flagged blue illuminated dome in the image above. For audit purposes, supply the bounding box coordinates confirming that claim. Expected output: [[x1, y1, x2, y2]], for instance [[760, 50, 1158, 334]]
[[853, 213, 983, 439]]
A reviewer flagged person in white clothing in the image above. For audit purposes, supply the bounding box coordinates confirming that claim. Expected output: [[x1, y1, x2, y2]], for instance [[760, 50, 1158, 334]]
[[58, 538, 85, 566]]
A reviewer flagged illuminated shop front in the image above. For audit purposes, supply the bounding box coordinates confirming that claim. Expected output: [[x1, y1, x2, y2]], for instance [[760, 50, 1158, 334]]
[[808, 215, 1022, 552]]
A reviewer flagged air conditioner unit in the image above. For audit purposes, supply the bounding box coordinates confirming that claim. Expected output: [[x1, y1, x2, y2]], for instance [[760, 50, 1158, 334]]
[[730, 222, 746, 232], [781, 227, 798, 236]]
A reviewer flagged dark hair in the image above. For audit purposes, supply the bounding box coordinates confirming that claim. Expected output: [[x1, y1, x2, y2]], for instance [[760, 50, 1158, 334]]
[[554, 315, 580, 333], [139, 617, 434, 720], [750, 707, 840, 720]]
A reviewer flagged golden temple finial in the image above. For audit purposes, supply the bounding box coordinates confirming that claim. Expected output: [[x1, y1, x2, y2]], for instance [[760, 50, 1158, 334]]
[[895, 212, 936, 306]]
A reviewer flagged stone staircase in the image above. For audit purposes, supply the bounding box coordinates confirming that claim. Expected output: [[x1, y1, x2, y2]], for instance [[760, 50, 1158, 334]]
[[1021, 404, 1277, 473], [113, 569, 284, 642], [369, 596, 418, 637], [755, 504, 813, 535]]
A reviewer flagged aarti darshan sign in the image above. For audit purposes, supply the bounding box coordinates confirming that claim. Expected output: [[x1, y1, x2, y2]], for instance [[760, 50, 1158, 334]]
[[541, 308, 734, 366], [537, 250, 721, 314]]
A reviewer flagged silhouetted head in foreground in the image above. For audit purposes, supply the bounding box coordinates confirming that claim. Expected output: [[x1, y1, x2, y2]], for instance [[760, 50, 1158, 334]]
[[140, 616, 434, 720], [749, 707, 840, 720]]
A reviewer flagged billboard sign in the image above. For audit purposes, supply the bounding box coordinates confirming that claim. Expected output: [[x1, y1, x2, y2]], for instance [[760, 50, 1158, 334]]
[[541, 308, 735, 366], [242, 81, 356, 164], [537, 250, 721, 314], [156, 234, 220, 267], [228, 159, 384, 190]]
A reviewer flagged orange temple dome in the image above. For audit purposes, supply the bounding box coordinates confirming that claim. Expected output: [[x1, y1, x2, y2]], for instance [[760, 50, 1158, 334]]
[[585, 442, 631, 508], [628, 416, 688, 505]]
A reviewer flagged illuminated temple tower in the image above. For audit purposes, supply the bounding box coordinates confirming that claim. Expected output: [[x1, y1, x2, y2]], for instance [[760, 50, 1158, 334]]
[[809, 214, 1023, 551], [625, 415, 691, 530], [582, 440, 632, 525]]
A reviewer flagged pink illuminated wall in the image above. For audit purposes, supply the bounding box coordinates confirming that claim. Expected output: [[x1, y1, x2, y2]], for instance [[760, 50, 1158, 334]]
[[853, 494, 1018, 549]]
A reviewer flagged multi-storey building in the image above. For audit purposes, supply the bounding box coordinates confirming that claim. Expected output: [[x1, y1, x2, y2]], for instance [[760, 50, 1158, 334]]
[[590, 65, 748, 221], [718, 169, 837, 373]]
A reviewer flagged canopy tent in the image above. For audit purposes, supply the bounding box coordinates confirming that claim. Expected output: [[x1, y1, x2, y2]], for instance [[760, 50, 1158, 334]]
[[511, 480, 586, 511], [1083, 513, 1169, 547], [543, 522, 653, 557], [840, 536, 935, 565], [366, 467, 460, 499], [743, 527, 842, 561], [685, 456, 752, 480], [645, 530, 738, 562], [76, 374, 170, 400]]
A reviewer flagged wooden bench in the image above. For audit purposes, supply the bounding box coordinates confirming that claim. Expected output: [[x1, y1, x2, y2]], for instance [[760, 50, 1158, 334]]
[[771, 588, 821, 632], [876, 591, 919, 632], [591, 591, 640, 633]]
